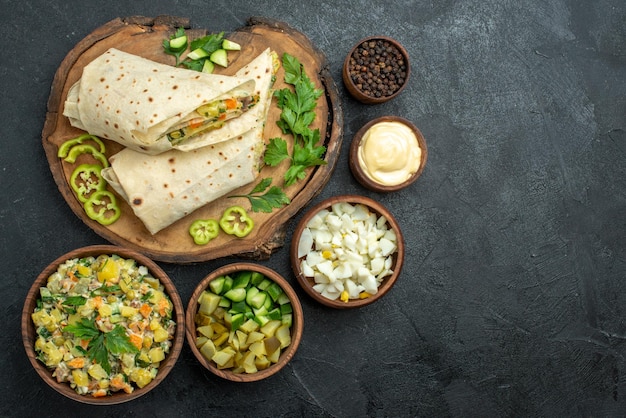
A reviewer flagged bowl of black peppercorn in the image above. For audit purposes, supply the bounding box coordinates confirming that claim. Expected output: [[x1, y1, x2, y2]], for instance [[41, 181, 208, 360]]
[[343, 36, 410, 104]]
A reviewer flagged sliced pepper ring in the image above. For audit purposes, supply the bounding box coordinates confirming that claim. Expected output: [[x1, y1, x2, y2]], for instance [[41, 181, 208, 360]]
[[64, 144, 109, 168], [84, 190, 121, 226], [189, 219, 220, 245], [70, 164, 106, 203], [219, 205, 254, 238], [58, 134, 106, 158]]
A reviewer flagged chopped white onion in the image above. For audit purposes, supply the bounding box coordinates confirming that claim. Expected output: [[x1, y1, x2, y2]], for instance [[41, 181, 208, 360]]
[[298, 202, 398, 301]]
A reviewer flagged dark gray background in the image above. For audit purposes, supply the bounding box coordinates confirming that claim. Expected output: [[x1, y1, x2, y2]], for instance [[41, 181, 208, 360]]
[[2, 0, 625, 416]]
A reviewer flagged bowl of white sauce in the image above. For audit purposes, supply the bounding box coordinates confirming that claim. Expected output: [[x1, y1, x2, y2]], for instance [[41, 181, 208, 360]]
[[349, 116, 427, 192]]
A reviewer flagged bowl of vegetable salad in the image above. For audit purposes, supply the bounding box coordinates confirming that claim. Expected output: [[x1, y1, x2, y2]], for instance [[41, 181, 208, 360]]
[[290, 195, 405, 308], [186, 263, 303, 382], [22, 245, 184, 405]]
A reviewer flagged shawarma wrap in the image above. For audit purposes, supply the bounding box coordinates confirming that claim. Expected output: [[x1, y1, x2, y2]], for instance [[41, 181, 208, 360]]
[[63, 48, 259, 154], [101, 49, 275, 234]]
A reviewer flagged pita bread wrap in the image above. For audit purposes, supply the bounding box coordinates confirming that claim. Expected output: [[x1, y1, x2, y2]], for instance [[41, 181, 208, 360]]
[[101, 49, 275, 234], [63, 48, 258, 154]]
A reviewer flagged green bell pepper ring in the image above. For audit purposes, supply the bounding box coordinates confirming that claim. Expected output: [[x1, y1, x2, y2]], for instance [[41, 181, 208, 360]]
[[64, 144, 109, 168], [219, 205, 254, 238], [70, 164, 106, 203], [58, 134, 106, 158], [189, 219, 220, 245], [84, 190, 121, 226]]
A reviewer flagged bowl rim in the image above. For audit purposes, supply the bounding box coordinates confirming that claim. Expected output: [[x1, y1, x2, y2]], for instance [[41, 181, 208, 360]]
[[185, 262, 304, 382], [290, 194, 405, 309], [349, 115, 428, 192], [21, 244, 185, 405], [342, 35, 411, 104]]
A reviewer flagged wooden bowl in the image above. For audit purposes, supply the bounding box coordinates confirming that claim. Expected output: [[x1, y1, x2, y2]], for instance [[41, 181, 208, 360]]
[[290, 195, 405, 308], [186, 263, 303, 382], [342, 36, 411, 104], [349, 116, 428, 192], [21, 245, 185, 405]]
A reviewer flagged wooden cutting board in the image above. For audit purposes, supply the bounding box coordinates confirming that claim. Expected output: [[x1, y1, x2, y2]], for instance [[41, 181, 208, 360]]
[[42, 16, 343, 264]]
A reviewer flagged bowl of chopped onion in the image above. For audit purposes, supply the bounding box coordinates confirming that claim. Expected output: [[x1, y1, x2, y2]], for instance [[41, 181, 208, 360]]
[[290, 195, 405, 308], [21, 245, 185, 405], [186, 263, 303, 382]]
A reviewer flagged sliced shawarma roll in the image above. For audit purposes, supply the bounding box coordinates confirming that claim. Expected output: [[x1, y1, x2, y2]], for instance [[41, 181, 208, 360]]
[[101, 48, 276, 234], [63, 48, 258, 154]]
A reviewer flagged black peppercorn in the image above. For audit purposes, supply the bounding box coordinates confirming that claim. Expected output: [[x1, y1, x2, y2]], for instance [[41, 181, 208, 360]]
[[347, 38, 407, 99]]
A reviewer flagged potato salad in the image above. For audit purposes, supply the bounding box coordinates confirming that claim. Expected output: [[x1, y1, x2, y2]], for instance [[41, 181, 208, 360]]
[[31, 254, 176, 397]]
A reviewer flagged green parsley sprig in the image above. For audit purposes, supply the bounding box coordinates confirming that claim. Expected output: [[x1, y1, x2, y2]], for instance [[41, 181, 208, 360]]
[[229, 178, 291, 213], [264, 53, 327, 186], [182, 31, 225, 71], [162, 27, 188, 67], [64, 318, 139, 374]]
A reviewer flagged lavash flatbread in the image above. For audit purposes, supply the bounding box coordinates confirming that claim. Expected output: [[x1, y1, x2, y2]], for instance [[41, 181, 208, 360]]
[[63, 48, 257, 154], [101, 49, 275, 234]]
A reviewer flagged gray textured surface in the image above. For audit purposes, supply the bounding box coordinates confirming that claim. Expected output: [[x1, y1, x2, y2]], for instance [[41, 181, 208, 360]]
[[1, 0, 625, 416]]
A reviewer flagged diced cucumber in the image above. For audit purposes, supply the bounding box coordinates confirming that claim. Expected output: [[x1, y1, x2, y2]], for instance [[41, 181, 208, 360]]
[[277, 292, 291, 305], [201, 59, 214, 74], [219, 296, 231, 308], [280, 303, 292, 315], [246, 286, 259, 301], [266, 282, 283, 302], [187, 47, 209, 60], [224, 287, 246, 302], [257, 278, 272, 290], [222, 39, 241, 51], [169, 35, 188, 52], [253, 305, 268, 317], [232, 271, 251, 289], [246, 287, 267, 309], [267, 307, 282, 321], [282, 313, 293, 327], [250, 271, 265, 286], [229, 300, 247, 314], [210, 48, 228, 67], [253, 314, 270, 327], [222, 276, 233, 293], [263, 295, 273, 310], [209, 276, 225, 295], [230, 313, 245, 332]]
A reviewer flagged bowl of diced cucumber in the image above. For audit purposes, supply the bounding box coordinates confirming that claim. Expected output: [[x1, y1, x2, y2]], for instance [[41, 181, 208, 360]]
[[185, 263, 303, 382]]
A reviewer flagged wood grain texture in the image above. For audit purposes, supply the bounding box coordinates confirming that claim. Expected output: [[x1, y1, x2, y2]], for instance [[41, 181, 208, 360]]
[[42, 16, 343, 263]]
